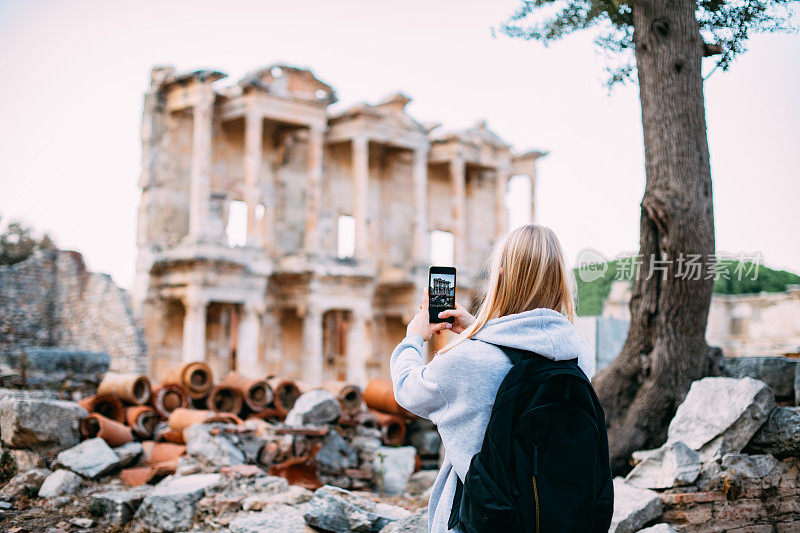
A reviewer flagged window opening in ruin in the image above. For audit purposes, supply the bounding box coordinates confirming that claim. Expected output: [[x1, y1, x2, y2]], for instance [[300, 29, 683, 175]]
[[270, 66, 283, 78], [430, 230, 454, 267], [226, 200, 247, 247], [323, 310, 350, 382], [508, 175, 532, 230], [255, 203, 266, 222], [337, 215, 355, 259]]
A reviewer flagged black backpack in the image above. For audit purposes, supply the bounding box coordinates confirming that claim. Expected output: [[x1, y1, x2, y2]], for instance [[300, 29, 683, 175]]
[[447, 344, 614, 533]]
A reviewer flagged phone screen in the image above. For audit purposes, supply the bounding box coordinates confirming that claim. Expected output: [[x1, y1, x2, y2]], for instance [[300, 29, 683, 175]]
[[429, 267, 456, 324]]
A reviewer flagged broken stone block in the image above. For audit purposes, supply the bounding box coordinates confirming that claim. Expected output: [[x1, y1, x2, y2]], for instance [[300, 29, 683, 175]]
[[374, 446, 416, 496], [747, 406, 800, 457], [316, 429, 357, 475], [625, 441, 700, 490], [56, 437, 120, 479], [406, 469, 438, 496], [1, 447, 44, 472], [229, 504, 311, 532], [666, 377, 775, 462], [0, 393, 87, 451], [134, 473, 223, 532], [113, 441, 143, 468], [285, 389, 341, 427], [722, 356, 797, 400], [38, 469, 82, 498], [242, 484, 313, 510], [0, 468, 50, 499], [69, 517, 94, 529], [379, 506, 428, 533], [303, 485, 410, 533], [90, 486, 151, 525], [609, 478, 663, 533], [185, 423, 245, 467]]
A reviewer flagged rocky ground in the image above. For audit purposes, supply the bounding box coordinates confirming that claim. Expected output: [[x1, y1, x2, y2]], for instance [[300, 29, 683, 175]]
[[0, 356, 798, 532]]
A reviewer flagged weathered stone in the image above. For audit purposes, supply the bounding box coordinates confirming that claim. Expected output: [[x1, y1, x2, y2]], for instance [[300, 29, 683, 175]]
[[723, 356, 797, 400], [609, 478, 663, 533], [0, 468, 50, 499], [720, 453, 780, 478], [1, 447, 44, 471], [637, 525, 678, 533], [747, 406, 800, 457], [625, 441, 700, 490], [374, 446, 416, 496], [38, 469, 82, 498], [175, 454, 202, 475], [303, 485, 410, 533], [351, 435, 382, 464], [284, 389, 341, 427], [56, 437, 120, 478], [406, 469, 438, 496], [666, 377, 775, 462], [379, 507, 428, 533], [134, 473, 223, 532], [113, 441, 143, 468], [242, 484, 313, 510], [229, 504, 312, 532], [409, 428, 442, 457], [90, 486, 151, 525], [316, 429, 358, 475], [0, 393, 87, 451], [69, 517, 94, 529], [185, 423, 245, 467]]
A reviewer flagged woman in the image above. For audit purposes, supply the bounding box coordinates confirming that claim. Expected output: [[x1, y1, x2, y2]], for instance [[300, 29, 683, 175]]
[[390, 224, 594, 532]]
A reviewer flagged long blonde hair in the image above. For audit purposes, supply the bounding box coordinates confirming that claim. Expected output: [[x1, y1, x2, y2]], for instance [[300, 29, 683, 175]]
[[438, 224, 576, 354]]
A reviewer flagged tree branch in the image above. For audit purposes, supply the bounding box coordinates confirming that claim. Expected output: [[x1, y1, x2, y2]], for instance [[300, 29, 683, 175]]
[[703, 42, 724, 56]]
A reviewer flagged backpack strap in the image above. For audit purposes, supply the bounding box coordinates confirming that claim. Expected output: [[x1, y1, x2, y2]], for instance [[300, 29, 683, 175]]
[[447, 476, 464, 529]]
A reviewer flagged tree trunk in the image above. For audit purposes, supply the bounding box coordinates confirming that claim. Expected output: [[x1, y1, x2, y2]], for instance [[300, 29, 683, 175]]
[[591, 0, 723, 475]]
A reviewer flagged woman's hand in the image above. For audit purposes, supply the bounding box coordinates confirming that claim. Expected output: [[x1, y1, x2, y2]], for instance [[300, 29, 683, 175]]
[[406, 290, 452, 341], [437, 303, 476, 334]]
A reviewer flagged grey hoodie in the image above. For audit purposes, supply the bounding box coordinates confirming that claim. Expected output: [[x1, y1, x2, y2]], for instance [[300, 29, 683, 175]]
[[390, 308, 592, 532]]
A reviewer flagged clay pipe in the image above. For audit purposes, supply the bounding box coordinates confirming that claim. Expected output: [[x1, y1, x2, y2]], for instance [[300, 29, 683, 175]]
[[163, 362, 213, 400], [77, 393, 125, 422], [125, 405, 158, 439], [364, 378, 414, 418], [81, 413, 134, 447], [265, 376, 301, 417], [167, 408, 243, 435], [222, 372, 273, 412], [369, 409, 407, 446], [97, 373, 152, 405], [151, 384, 190, 419], [206, 384, 244, 414], [322, 381, 363, 415]]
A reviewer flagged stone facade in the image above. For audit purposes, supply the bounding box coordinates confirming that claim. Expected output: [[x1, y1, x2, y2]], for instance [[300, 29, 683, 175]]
[[0, 250, 148, 377], [133, 64, 543, 385]]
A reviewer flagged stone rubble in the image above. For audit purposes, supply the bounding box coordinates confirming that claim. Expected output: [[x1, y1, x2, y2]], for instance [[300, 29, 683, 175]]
[[37, 469, 82, 498], [609, 477, 664, 533], [56, 437, 120, 478], [626, 441, 701, 490], [0, 392, 87, 451], [134, 473, 223, 532]]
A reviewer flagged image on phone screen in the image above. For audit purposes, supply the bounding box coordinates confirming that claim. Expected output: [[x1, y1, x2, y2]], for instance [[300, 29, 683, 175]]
[[429, 266, 456, 323]]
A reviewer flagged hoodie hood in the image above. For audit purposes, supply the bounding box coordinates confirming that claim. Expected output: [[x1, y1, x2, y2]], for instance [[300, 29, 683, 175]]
[[471, 308, 593, 375]]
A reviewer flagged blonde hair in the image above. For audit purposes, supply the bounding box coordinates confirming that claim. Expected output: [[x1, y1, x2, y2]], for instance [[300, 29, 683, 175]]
[[438, 224, 576, 354]]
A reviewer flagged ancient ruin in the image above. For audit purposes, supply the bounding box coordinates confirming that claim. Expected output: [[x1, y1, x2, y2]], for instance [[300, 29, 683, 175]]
[[133, 64, 543, 385]]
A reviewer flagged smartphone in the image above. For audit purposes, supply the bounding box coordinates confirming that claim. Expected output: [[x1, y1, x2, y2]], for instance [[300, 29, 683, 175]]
[[429, 266, 457, 324]]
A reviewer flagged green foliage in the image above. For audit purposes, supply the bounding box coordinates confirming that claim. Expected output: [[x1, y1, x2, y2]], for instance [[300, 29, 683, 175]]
[[0, 216, 58, 265], [574, 258, 800, 316], [501, 0, 797, 86]]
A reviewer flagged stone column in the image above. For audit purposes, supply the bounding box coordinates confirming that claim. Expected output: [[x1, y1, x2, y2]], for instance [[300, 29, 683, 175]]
[[237, 302, 261, 373], [244, 111, 263, 246], [352, 135, 369, 258], [188, 89, 214, 241], [302, 306, 324, 386], [182, 293, 208, 363], [304, 124, 326, 255], [451, 155, 466, 266], [346, 310, 368, 387], [412, 146, 429, 263], [495, 168, 509, 238]]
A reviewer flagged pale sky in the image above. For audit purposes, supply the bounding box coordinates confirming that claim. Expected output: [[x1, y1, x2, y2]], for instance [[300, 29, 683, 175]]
[[0, 0, 798, 289]]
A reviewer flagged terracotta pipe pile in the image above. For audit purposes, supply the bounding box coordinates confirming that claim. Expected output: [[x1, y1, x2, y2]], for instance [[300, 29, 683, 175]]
[[223, 372, 273, 413], [125, 406, 158, 439], [80, 413, 134, 447], [206, 384, 244, 414], [364, 378, 414, 418], [97, 373, 153, 405], [369, 409, 407, 446], [151, 384, 190, 419], [266, 376, 302, 417], [166, 407, 243, 443], [78, 393, 125, 422], [322, 381, 364, 416], [120, 441, 186, 486], [163, 362, 213, 400]]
